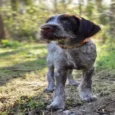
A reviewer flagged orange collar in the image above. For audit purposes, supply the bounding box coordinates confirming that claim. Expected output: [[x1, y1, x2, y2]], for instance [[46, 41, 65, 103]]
[[59, 38, 90, 49], [80, 37, 90, 45]]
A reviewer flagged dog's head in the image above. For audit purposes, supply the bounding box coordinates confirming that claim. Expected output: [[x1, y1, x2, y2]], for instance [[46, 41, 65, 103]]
[[40, 14, 101, 45]]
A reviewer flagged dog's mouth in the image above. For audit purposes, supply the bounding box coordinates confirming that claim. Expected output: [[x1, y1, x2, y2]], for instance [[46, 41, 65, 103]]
[[40, 32, 74, 46], [40, 32, 81, 49], [40, 31, 74, 39], [40, 30, 75, 42]]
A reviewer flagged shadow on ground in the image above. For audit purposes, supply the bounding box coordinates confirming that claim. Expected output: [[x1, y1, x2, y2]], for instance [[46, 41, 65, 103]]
[[0, 58, 47, 86], [0, 43, 47, 86]]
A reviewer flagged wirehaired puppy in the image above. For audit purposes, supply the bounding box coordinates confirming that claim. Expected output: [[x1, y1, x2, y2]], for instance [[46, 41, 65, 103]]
[[40, 14, 101, 110]]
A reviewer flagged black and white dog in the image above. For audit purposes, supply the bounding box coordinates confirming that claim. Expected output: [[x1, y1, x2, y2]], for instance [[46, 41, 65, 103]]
[[40, 14, 101, 110]]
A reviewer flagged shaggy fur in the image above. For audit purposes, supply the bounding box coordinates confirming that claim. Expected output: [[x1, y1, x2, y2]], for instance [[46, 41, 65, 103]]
[[40, 14, 101, 110]]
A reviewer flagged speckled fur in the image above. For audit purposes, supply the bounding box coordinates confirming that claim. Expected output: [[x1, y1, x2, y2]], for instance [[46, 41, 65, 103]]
[[40, 14, 100, 110], [46, 40, 97, 110]]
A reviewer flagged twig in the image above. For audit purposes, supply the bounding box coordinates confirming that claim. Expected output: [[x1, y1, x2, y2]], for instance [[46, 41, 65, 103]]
[[95, 100, 115, 114], [98, 100, 115, 110]]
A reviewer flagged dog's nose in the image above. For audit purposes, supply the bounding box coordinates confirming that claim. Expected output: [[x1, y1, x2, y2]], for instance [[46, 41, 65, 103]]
[[41, 25, 54, 33]]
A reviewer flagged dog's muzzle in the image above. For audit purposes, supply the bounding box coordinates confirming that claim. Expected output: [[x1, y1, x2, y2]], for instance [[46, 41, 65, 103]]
[[41, 24, 58, 33], [41, 24, 60, 35]]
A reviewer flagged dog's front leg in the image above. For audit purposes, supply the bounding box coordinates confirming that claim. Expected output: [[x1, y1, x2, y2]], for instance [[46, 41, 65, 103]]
[[45, 66, 55, 92], [47, 69, 67, 110], [79, 67, 97, 102]]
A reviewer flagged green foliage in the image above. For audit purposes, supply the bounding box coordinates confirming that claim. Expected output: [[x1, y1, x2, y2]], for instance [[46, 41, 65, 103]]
[[1, 4, 50, 40], [97, 52, 115, 70], [85, 2, 95, 19], [96, 40, 115, 70], [1, 40, 21, 48], [27, 97, 46, 109]]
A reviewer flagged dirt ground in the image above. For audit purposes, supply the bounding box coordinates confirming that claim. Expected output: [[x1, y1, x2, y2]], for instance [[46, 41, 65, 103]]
[[28, 70, 115, 115]]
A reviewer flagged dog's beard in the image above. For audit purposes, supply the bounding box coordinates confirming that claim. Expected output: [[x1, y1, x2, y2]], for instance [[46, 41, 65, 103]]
[[40, 31, 76, 47], [54, 38, 73, 47]]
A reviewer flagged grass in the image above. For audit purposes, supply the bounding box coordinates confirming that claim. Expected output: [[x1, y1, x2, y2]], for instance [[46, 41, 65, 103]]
[[96, 41, 115, 70], [0, 41, 115, 115], [0, 42, 49, 114]]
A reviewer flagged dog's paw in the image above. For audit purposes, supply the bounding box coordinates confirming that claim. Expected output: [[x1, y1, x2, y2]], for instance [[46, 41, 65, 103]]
[[44, 86, 55, 93], [46, 103, 64, 111], [81, 94, 97, 102], [46, 96, 65, 110], [79, 90, 97, 102]]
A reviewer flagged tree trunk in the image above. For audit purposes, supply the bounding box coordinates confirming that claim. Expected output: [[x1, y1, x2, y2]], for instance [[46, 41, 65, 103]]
[[11, 0, 20, 11], [0, 14, 5, 39]]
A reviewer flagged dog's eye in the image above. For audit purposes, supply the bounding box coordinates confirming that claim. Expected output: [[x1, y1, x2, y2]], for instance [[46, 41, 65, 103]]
[[62, 19, 71, 24], [63, 20, 68, 23]]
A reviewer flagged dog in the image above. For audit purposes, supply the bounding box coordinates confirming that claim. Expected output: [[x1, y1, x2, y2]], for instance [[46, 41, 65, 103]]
[[40, 14, 101, 110]]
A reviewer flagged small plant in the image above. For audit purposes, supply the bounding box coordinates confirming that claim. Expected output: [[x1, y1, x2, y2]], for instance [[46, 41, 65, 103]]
[[27, 97, 46, 110], [1, 40, 21, 48]]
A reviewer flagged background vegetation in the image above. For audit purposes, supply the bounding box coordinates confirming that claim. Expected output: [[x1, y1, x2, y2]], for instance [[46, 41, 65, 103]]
[[0, 0, 115, 115]]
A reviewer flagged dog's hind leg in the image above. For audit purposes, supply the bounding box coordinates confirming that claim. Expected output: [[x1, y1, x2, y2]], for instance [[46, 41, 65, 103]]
[[45, 66, 55, 92], [79, 67, 97, 102], [67, 69, 80, 86]]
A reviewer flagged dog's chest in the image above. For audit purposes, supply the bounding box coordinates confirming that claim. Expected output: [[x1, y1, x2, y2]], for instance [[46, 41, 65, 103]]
[[47, 41, 96, 69], [64, 48, 80, 68], [65, 43, 97, 69]]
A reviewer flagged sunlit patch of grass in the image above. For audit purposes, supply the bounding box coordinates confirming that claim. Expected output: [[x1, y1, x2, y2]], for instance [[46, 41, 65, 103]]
[[0, 43, 47, 68], [0, 42, 48, 114], [0, 42, 47, 81]]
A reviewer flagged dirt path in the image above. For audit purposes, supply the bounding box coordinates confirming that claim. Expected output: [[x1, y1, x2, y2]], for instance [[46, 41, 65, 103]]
[[28, 70, 115, 115]]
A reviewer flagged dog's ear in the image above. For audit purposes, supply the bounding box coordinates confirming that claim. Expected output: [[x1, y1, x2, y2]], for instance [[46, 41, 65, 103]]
[[81, 18, 101, 38], [72, 15, 101, 42]]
